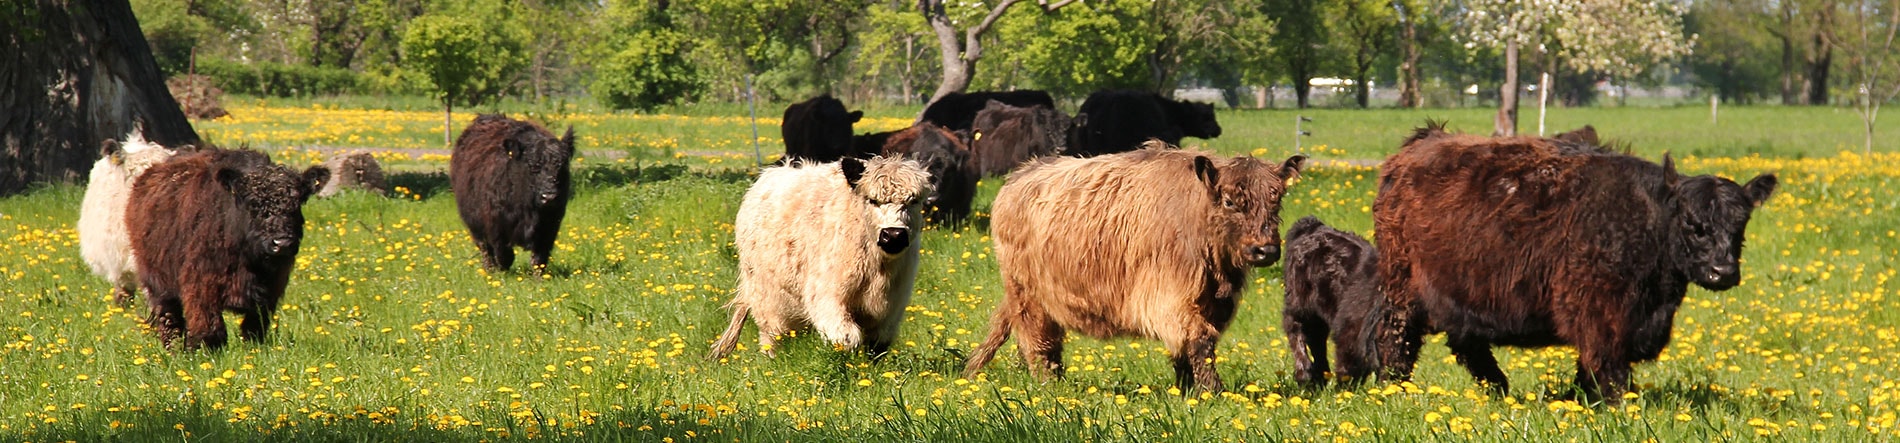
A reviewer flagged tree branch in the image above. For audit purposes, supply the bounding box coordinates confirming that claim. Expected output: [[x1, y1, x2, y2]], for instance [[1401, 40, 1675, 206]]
[[1034, 0, 1084, 11]]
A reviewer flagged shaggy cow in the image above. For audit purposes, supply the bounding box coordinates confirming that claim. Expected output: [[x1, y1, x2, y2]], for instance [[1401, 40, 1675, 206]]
[[919, 90, 1057, 131], [1067, 90, 1222, 157], [315, 150, 389, 197], [1281, 216, 1386, 388], [965, 142, 1306, 392], [126, 148, 327, 350], [450, 114, 575, 272], [711, 156, 933, 358], [857, 123, 979, 224], [78, 133, 176, 306], [782, 95, 865, 163], [970, 100, 1071, 176], [1372, 124, 1778, 401]]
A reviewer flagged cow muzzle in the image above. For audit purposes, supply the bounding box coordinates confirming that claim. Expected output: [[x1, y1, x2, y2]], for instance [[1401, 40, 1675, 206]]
[[877, 227, 911, 254], [267, 237, 298, 255], [1243, 244, 1280, 267], [1695, 263, 1741, 290], [537, 191, 561, 205]]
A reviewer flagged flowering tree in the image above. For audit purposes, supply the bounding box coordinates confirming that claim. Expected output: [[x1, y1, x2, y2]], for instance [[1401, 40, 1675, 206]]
[[1459, 0, 1694, 135]]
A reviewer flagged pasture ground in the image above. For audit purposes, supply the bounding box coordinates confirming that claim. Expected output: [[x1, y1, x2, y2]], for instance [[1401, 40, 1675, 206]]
[[1, 99, 1897, 441]]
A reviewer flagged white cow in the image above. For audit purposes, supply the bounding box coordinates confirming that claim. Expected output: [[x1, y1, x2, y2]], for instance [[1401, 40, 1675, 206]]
[[712, 156, 931, 358], [77, 132, 176, 305]]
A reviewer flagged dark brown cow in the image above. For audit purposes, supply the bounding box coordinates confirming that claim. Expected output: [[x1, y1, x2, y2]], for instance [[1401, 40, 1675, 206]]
[[782, 95, 864, 163], [1281, 216, 1385, 388], [966, 141, 1305, 393], [126, 148, 327, 350], [451, 114, 575, 272], [1373, 123, 1777, 402], [970, 100, 1071, 176], [1067, 90, 1221, 157], [919, 90, 1057, 131], [873, 123, 979, 224]]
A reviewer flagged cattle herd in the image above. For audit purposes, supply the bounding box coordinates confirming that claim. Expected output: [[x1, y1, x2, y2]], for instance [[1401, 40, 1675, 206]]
[[71, 91, 1779, 405]]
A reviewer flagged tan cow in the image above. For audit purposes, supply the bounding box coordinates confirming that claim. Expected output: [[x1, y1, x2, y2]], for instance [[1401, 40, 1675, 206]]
[[966, 141, 1305, 392], [711, 156, 933, 358]]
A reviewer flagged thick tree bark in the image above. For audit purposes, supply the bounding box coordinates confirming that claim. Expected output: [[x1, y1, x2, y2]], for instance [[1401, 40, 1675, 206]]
[[1, 0, 201, 196], [1494, 39, 1519, 136], [1775, 2, 1800, 105], [918, 0, 1078, 110], [1808, 4, 1836, 105]]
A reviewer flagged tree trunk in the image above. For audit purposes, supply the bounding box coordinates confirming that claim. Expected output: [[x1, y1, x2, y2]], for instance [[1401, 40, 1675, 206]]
[[1, 0, 202, 196], [1808, 5, 1835, 105], [919, 0, 1077, 110], [443, 101, 453, 147], [1293, 65, 1312, 109], [1394, 0, 1422, 108], [1494, 40, 1519, 136]]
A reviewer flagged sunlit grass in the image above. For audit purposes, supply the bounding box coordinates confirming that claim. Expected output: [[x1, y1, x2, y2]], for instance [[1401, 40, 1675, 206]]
[[1, 102, 1896, 441]]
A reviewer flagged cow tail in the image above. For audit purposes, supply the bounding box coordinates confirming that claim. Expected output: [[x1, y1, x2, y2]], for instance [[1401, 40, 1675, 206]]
[[708, 303, 750, 360], [963, 308, 1015, 379], [1287, 216, 1325, 244]]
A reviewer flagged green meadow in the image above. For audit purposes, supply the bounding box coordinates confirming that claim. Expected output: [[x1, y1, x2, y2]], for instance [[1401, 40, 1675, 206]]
[[2, 101, 1897, 441]]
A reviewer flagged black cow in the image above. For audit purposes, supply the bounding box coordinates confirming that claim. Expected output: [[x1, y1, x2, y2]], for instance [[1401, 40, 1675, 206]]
[[1374, 124, 1778, 402], [1282, 216, 1386, 388], [1068, 90, 1221, 157], [782, 95, 863, 163], [919, 90, 1057, 131], [451, 114, 575, 272], [126, 148, 327, 350], [970, 100, 1071, 176]]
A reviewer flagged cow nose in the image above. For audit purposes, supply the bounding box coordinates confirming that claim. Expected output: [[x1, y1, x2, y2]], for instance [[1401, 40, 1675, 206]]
[[538, 191, 559, 203], [1247, 244, 1280, 265], [269, 237, 296, 253], [877, 227, 911, 254]]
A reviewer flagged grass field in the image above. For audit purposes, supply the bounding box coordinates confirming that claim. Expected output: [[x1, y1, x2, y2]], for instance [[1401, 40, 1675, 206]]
[[2, 100, 1897, 441]]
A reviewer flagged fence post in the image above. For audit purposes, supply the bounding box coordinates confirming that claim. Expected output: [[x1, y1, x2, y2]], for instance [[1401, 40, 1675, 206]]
[[1295, 115, 1313, 153]]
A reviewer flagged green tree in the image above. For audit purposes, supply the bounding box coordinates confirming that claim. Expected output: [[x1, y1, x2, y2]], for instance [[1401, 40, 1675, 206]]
[[999, 0, 1158, 96], [1687, 0, 1781, 103], [400, 3, 528, 146], [130, 0, 250, 75], [1325, 0, 1396, 108], [1267, 0, 1326, 108], [858, 2, 938, 104], [591, 0, 703, 111], [919, 0, 1080, 105]]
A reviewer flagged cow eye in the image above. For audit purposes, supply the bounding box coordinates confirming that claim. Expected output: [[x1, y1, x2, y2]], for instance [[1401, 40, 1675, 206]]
[[1222, 196, 1237, 210]]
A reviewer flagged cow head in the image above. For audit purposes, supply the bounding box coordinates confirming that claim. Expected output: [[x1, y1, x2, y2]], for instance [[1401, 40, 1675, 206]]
[[841, 156, 932, 256], [1175, 101, 1222, 139], [508, 126, 576, 206], [1196, 152, 1306, 267], [906, 129, 971, 210], [1664, 156, 1777, 291], [222, 162, 327, 258]]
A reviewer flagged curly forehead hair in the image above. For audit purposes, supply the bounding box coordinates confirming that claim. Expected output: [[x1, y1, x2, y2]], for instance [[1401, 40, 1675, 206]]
[[853, 156, 932, 204]]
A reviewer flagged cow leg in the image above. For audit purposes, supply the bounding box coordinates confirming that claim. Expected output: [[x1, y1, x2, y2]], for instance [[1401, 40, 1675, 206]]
[[1284, 312, 1331, 387], [1170, 324, 1224, 394], [1447, 336, 1509, 394], [1375, 306, 1425, 382], [964, 288, 1020, 378], [1013, 300, 1066, 380], [1332, 319, 1374, 386], [1574, 350, 1634, 404], [145, 291, 184, 349], [113, 281, 136, 307], [180, 281, 228, 351], [528, 239, 553, 274], [802, 284, 864, 351], [239, 307, 273, 343]]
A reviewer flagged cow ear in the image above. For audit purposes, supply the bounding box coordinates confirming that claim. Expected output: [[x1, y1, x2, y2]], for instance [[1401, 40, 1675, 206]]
[[562, 126, 576, 153], [100, 139, 123, 165], [1280, 154, 1307, 180], [840, 157, 866, 188], [1194, 155, 1219, 189], [301, 165, 330, 201], [848, 110, 864, 123], [216, 167, 244, 192], [503, 138, 525, 159], [1742, 173, 1778, 207], [1660, 153, 1679, 187]]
